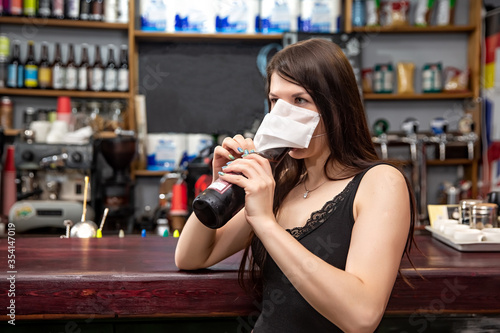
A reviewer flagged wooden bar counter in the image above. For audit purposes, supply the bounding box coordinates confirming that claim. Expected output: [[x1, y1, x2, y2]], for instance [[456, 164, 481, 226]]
[[1, 233, 499, 330]]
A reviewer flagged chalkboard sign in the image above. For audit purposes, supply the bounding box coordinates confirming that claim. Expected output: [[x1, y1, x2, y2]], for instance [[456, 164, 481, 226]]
[[138, 41, 281, 134]]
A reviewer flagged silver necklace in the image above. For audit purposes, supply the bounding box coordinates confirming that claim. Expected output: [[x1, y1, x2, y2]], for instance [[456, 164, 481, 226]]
[[303, 179, 328, 199]]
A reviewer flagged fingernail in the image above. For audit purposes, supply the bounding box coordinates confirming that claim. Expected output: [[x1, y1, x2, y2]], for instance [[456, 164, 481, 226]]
[[242, 153, 248, 158], [228, 154, 235, 160], [237, 147, 244, 153], [250, 149, 255, 153], [222, 166, 227, 170], [218, 171, 226, 176], [226, 161, 233, 165], [244, 149, 249, 155]]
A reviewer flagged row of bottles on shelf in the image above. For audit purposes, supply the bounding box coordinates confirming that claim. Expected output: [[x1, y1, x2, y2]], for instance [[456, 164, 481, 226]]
[[371, 114, 478, 162], [0, 0, 129, 23], [352, 0, 458, 28], [0, 39, 129, 92]]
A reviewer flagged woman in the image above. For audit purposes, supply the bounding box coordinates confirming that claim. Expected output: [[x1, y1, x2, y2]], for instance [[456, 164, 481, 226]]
[[175, 38, 415, 332]]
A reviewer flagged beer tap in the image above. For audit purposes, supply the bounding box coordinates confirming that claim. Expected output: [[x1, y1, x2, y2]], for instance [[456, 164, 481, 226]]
[[455, 114, 477, 160], [400, 117, 419, 162], [371, 119, 390, 160], [429, 117, 448, 161]]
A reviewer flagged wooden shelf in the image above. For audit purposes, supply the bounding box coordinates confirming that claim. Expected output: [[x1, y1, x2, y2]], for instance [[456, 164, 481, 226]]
[[0, 88, 130, 99], [133, 170, 171, 177], [363, 92, 474, 100], [134, 31, 282, 42], [0, 16, 128, 30], [4, 129, 21, 137], [352, 25, 476, 33], [427, 159, 474, 166]]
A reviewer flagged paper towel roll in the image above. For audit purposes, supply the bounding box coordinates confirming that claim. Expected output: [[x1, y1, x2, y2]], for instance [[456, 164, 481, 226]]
[[187, 134, 214, 160], [300, 0, 341, 33], [261, 0, 300, 33], [147, 133, 187, 171]]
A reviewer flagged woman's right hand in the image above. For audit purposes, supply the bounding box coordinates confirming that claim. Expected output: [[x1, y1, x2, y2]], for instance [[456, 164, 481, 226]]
[[212, 134, 255, 181]]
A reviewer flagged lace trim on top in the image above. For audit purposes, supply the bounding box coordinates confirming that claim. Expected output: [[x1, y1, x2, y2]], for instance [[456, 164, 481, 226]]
[[286, 178, 356, 239]]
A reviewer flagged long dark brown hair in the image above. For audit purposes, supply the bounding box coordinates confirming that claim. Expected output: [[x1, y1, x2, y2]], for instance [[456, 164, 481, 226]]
[[239, 38, 416, 294]]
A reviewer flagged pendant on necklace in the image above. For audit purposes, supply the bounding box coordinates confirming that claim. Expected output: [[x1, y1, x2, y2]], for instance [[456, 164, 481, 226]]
[[303, 191, 310, 199]]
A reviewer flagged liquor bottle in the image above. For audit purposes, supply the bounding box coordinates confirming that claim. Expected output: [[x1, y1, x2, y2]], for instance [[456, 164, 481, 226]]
[[104, 45, 117, 91], [7, 41, 21, 88], [10, 0, 22, 16], [52, 0, 64, 19], [24, 41, 38, 89], [90, 45, 104, 91], [38, 0, 51, 18], [91, 0, 103, 21], [51, 43, 66, 90], [77, 44, 89, 90], [67, 0, 80, 20], [117, 44, 128, 92], [38, 42, 52, 89], [23, 0, 37, 16], [80, 0, 92, 20], [65, 44, 78, 90], [192, 148, 290, 229]]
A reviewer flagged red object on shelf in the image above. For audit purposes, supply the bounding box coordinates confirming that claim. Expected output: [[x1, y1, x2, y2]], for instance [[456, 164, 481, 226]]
[[56, 96, 72, 123], [2, 145, 17, 216], [170, 179, 188, 216]]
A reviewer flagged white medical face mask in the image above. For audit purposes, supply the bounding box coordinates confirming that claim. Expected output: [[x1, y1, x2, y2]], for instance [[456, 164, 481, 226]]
[[254, 99, 321, 152]]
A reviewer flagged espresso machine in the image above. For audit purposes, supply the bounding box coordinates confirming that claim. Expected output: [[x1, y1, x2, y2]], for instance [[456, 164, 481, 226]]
[[10, 139, 95, 233], [92, 132, 136, 234]]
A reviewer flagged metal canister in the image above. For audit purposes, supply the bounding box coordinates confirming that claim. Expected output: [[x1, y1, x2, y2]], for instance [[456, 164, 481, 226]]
[[459, 199, 483, 225], [471, 203, 498, 229]]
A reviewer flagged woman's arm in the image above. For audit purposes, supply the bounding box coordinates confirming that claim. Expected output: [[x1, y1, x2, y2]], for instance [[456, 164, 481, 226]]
[[175, 135, 255, 270], [223, 162, 410, 332]]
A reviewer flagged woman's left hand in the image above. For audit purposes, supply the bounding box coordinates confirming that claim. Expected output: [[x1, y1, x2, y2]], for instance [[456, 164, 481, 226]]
[[218, 153, 276, 228]]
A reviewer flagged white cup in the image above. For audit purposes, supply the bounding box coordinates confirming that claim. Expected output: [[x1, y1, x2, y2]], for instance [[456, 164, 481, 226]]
[[482, 228, 500, 242], [30, 120, 52, 143], [434, 219, 459, 232], [453, 229, 484, 242], [443, 224, 469, 237]]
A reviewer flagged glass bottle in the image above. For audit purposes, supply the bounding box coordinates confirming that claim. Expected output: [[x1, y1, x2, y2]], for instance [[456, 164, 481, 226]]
[[192, 148, 290, 229], [52, 0, 64, 19], [104, 45, 117, 91], [38, 0, 51, 18], [51, 43, 65, 90], [65, 44, 78, 90], [7, 41, 21, 88], [117, 44, 129, 92], [80, 0, 92, 20], [91, 0, 103, 21], [23, 0, 37, 17], [24, 41, 38, 89], [78, 44, 90, 91], [38, 42, 52, 89], [67, 0, 80, 19], [90, 45, 104, 91]]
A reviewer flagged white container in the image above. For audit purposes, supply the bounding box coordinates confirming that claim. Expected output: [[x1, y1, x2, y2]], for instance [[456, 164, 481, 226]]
[[187, 133, 214, 160], [300, 0, 340, 33], [141, 0, 167, 31], [216, 0, 260, 33], [175, 0, 216, 33], [147, 133, 187, 171], [260, 0, 299, 33]]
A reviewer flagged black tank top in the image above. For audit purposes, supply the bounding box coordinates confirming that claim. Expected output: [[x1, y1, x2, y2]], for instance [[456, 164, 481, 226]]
[[253, 165, 387, 332]]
